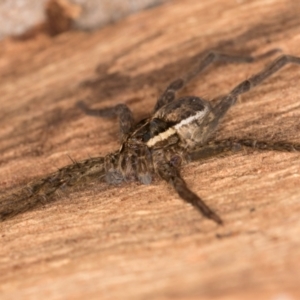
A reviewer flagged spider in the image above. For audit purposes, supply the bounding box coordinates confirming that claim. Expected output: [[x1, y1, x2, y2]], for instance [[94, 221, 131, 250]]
[[1, 50, 300, 224]]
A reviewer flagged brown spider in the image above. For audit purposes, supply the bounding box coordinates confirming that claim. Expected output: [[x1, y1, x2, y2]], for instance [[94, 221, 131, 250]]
[[1, 50, 300, 224]]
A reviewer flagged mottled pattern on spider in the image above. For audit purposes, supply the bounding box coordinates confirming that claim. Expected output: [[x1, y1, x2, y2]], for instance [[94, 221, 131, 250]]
[[1, 50, 300, 224]]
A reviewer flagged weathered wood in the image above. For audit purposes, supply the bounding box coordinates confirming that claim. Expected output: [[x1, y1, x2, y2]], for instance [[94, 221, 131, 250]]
[[1, 0, 300, 299]]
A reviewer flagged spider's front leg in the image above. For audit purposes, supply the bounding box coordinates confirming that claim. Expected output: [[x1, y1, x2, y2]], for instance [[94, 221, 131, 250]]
[[211, 54, 300, 127], [186, 54, 300, 161], [77, 101, 134, 142], [154, 49, 280, 112], [152, 150, 223, 224]]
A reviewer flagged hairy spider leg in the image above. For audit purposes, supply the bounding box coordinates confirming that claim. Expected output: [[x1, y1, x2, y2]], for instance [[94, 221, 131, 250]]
[[77, 101, 134, 142], [0, 156, 106, 221], [152, 150, 223, 224], [156, 54, 300, 225], [212, 55, 300, 126], [154, 49, 280, 112], [188, 139, 300, 162]]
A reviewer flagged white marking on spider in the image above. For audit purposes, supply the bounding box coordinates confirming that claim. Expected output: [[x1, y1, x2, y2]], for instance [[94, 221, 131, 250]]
[[147, 107, 208, 147], [174, 107, 208, 129], [146, 127, 176, 147]]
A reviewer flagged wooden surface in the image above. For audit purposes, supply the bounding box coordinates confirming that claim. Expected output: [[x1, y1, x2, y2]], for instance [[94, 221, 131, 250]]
[[1, 0, 300, 299]]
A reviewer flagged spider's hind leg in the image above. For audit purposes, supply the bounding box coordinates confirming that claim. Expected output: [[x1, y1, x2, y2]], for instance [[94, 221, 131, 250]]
[[77, 101, 134, 142]]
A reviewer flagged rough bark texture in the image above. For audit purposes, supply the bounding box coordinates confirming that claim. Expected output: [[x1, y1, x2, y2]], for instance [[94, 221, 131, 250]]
[[1, 0, 300, 299]]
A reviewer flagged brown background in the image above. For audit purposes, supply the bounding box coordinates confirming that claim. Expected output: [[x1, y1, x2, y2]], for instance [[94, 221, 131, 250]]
[[1, 0, 300, 299]]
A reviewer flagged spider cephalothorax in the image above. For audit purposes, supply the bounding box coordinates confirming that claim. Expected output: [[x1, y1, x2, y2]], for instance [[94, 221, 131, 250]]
[[1, 50, 300, 224]]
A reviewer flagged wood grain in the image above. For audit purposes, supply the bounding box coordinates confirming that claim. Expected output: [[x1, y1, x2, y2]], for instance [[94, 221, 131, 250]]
[[1, 0, 300, 299]]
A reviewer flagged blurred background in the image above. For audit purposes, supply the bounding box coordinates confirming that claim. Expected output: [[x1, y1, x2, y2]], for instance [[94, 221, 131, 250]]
[[0, 0, 168, 39]]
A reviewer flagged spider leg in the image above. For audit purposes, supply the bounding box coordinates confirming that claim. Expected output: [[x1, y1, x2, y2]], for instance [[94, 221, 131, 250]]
[[153, 151, 223, 224], [0, 156, 105, 221], [188, 139, 300, 161], [77, 101, 134, 142], [212, 55, 300, 125], [188, 139, 240, 161], [235, 139, 300, 152], [154, 49, 280, 112]]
